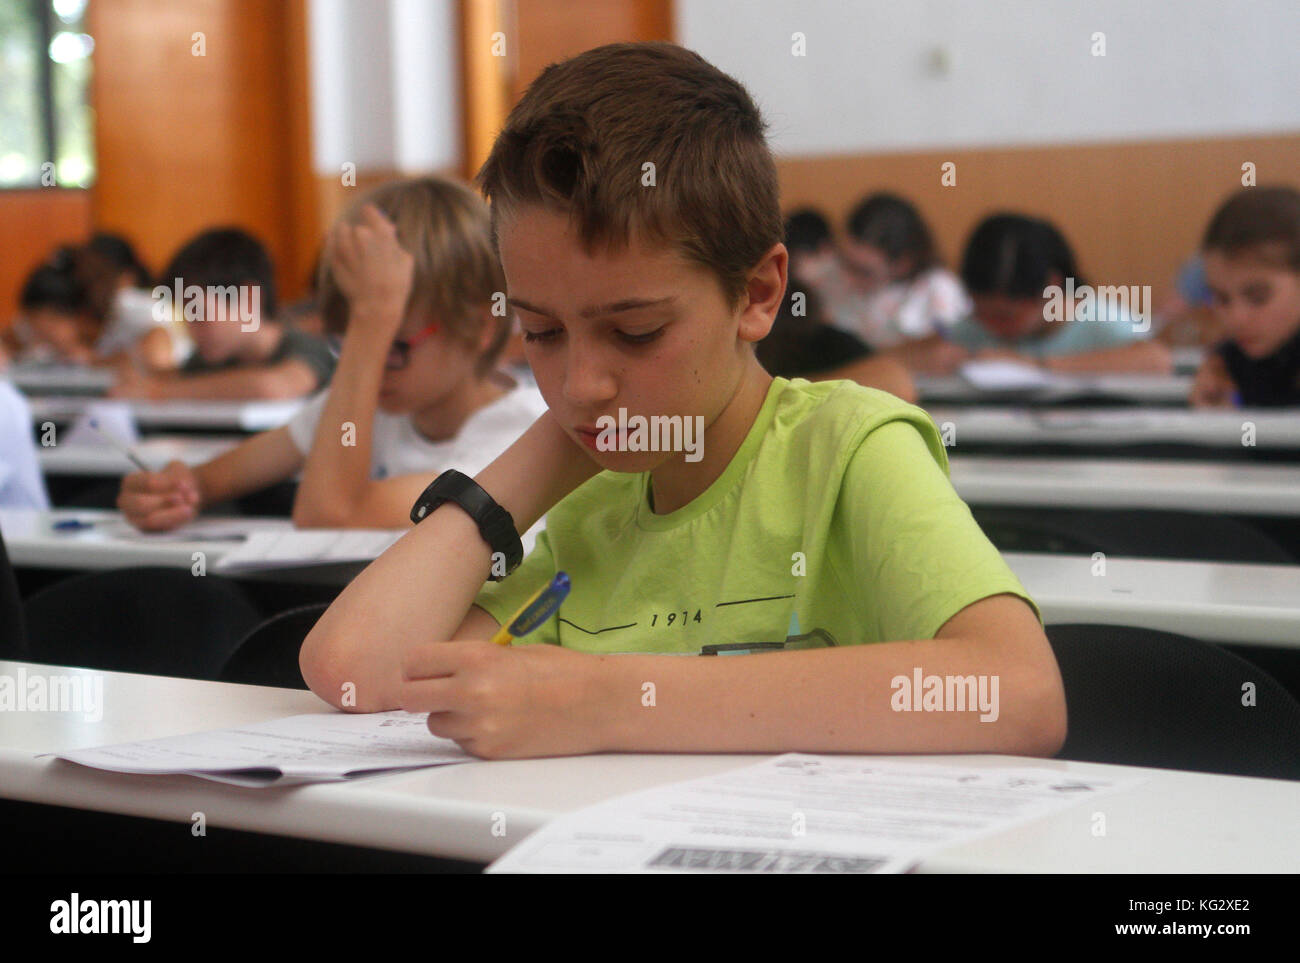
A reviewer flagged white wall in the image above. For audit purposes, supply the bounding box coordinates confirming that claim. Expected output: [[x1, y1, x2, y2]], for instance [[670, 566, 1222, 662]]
[[675, 0, 1300, 156], [307, 0, 460, 174]]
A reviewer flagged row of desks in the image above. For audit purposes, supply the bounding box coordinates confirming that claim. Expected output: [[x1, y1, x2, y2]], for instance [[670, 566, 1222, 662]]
[[1, 656, 1295, 872], [36, 436, 1300, 516], [4, 508, 1297, 647]]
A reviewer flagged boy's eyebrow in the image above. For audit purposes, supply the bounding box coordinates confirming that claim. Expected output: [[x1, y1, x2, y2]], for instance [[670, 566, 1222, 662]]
[[509, 296, 675, 320]]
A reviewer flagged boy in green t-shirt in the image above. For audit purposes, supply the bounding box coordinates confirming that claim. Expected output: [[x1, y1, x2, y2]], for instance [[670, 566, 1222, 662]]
[[300, 43, 1067, 760]]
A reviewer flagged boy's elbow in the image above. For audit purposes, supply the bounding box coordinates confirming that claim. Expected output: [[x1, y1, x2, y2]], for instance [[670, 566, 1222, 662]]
[[292, 498, 345, 529], [299, 631, 346, 708], [299, 630, 367, 711], [1014, 670, 1068, 758]]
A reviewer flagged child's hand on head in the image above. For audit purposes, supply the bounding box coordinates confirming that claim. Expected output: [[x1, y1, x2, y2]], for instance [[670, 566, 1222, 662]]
[[117, 460, 201, 531], [327, 204, 415, 329]]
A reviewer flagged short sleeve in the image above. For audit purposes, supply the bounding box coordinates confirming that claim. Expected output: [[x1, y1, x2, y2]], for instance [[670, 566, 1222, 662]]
[[471, 526, 560, 646], [920, 269, 971, 334], [284, 390, 329, 455], [839, 419, 1038, 642]]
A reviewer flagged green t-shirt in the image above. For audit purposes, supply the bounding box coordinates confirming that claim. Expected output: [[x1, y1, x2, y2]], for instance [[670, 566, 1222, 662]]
[[474, 377, 1035, 654]]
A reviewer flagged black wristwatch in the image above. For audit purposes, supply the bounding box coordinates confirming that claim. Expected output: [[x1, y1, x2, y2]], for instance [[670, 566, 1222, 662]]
[[410, 470, 523, 580]]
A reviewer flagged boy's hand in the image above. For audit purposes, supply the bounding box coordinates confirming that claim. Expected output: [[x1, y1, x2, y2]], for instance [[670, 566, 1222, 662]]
[[1190, 353, 1237, 407], [327, 204, 414, 330], [107, 365, 163, 399], [118, 460, 202, 531], [910, 339, 970, 375], [971, 347, 1036, 366], [399, 641, 611, 759]]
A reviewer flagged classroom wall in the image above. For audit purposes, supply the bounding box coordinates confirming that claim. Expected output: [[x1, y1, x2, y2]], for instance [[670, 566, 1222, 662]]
[[777, 134, 1300, 300], [678, 0, 1300, 297], [0, 191, 94, 332], [89, 0, 316, 303], [676, 0, 1300, 153]]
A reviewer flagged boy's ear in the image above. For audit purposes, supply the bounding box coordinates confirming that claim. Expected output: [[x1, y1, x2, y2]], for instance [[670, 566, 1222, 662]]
[[737, 242, 788, 344]]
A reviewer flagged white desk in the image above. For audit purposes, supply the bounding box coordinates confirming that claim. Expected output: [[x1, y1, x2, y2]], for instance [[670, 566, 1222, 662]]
[[917, 373, 1192, 405], [950, 455, 1300, 515], [0, 508, 291, 571], [0, 660, 1295, 871], [38, 436, 242, 476], [7, 365, 114, 395], [1007, 552, 1300, 648], [28, 395, 305, 432], [927, 406, 1300, 450], [6, 511, 1294, 647]]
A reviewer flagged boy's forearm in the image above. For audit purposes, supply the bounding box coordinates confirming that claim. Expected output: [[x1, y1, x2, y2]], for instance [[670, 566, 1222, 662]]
[[591, 636, 1065, 757], [473, 410, 600, 532], [1043, 340, 1172, 374], [154, 366, 307, 400], [293, 323, 388, 525], [301, 410, 599, 710], [193, 427, 303, 507]]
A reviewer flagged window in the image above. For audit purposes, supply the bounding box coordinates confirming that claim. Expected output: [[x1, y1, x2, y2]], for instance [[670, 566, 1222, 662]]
[[0, 0, 94, 188]]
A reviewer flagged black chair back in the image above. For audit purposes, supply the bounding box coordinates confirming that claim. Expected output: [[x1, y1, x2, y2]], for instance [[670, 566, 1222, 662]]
[[23, 567, 261, 680], [1048, 623, 1300, 780], [221, 603, 329, 689]]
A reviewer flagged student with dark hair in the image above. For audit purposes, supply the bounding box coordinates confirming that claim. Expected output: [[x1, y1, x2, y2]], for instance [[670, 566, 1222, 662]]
[[905, 213, 1171, 374], [87, 232, 152, 288], [759, 272, 916, 401], [109, 227, 335, 400], [813, 192, 970, 350], [12, 247, 104, 364], [11, 242, 182, 370], [1192, 186, 1300, 407]]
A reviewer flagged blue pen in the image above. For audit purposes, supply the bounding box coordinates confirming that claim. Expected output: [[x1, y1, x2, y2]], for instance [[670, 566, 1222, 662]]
[[490, 572, 571, 646], [52, 518, 98, 532]]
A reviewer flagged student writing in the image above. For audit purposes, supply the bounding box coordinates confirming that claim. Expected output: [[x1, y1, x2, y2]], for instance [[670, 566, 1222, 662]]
[[117, 178, 546, 531], [300, 43, 1067, 761]]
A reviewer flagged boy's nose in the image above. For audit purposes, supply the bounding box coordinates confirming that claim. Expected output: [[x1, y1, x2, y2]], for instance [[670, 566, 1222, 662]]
[[561, 340, 618, 406]]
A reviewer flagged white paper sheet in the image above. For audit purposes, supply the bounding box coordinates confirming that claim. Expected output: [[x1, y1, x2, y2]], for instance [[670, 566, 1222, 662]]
[[489, 754, 1143, 873], [47, 710, 469, 787], [958, 360, 1062, 392], [212, 528, 406, 572], [64, 400, 140, 445]]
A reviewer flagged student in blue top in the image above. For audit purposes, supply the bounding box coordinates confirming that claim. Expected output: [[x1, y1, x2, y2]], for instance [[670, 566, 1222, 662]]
[[905, 214, 1171, 375]]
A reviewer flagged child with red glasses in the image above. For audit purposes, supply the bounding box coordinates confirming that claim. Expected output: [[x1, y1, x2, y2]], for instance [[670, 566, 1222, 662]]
[[117, 177, 546, 531]]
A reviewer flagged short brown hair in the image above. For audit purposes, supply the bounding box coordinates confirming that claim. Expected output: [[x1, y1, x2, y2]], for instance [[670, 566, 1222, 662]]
[[1203, 185, 1300, 273], [477, 42, 783, 309], [319, 176, 509, 373]]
